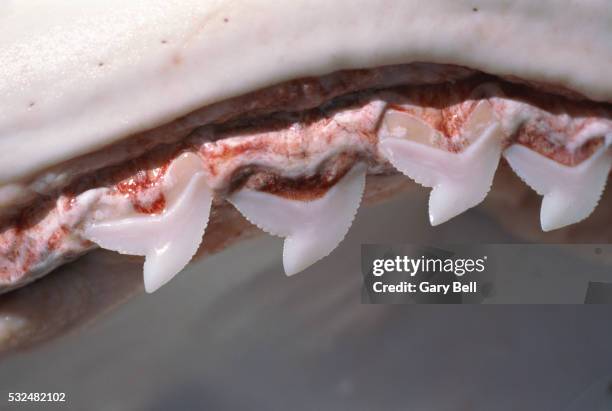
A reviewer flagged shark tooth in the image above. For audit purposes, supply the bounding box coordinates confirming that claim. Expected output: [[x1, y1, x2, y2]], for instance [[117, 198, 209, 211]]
[[504, 140, 612, 231], [229, 163, 366, 276], [83, 153, 213, 292], [379, 102, 504, 225]]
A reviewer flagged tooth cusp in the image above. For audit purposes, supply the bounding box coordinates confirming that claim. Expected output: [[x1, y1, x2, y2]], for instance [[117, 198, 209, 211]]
[[142, 172, 212, 292], [379, 102, 503, 225], [229, 164, 367, 276], [504, 143, 612, 231], [83, 153, 213, 292]]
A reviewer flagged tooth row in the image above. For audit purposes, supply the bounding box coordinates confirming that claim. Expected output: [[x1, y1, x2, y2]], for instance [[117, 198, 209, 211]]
[[377, 102, 612, 232], [81, 152, 368, 292], [81, 104, 611, 293]]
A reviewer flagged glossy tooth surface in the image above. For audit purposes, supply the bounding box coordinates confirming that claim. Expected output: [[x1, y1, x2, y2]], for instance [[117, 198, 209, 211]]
[[504, 141, 612, 231], [229, 164, 366, 276], [379, 101, 503, 225], [84, 153, 213, 292]]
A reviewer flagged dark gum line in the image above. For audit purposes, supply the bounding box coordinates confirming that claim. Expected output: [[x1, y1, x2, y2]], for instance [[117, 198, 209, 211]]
[[3, 68, 611, 232], [227, 152, 362, 201]]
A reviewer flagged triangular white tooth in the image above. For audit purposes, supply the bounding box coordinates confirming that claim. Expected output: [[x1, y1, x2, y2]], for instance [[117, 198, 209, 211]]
[[229, 164, 366, 276], [142, 173, 212, 292], [504, 142, 612, 231], [83, 153, 213, 292], [379, 103, 503, 225]]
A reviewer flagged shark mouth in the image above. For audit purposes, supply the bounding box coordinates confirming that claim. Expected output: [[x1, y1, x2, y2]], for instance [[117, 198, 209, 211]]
[[0, 65, 611, 293]]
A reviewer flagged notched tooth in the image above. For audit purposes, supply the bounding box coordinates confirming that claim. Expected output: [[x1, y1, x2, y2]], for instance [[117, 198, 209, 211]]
[[504, 142, 612, 232], [378, 102, 503, 225], [228, 163, 366, 276], [83, 153, 213, 292]]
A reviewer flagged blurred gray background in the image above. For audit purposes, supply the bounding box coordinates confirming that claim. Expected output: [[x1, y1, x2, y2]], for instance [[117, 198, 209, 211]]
[[0, 188, 611, 410]]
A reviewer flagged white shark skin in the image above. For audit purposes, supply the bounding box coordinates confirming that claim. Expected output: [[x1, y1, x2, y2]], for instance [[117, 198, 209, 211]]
[[83, 153, 213, 292], [1, 0, 611, 189], [229, 164, 367, 276], [378, 105, 504, 226], [504, 138, 612, 232]]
